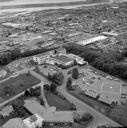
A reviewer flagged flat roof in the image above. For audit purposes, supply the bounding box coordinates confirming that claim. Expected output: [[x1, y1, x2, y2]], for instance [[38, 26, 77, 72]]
[[52, 55, 74, 64], [39, 111, 74, 123]]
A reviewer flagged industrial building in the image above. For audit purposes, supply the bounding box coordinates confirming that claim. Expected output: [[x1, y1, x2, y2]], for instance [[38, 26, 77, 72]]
[[77, 36, 107, 46]]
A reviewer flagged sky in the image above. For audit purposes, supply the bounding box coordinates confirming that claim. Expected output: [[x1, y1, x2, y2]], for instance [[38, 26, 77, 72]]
[[0, 0, 86, 6]]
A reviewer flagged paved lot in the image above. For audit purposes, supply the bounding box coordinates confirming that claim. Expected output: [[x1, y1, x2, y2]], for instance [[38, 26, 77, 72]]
[[73, 66, 124, 104], [101, 81, 121, 94]]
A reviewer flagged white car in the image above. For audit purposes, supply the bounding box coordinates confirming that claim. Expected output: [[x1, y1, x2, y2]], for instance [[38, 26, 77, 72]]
[[106, 76, 113, 80]]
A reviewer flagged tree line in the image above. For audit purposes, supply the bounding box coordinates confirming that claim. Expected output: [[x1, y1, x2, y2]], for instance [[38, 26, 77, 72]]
[[64, 43, 127, 80], [0, 47, 58, 65]]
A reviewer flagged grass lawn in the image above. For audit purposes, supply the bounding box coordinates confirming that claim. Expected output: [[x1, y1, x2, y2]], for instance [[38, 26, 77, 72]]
[[45, 90, 73, 111], [0, 74, 41, 103]]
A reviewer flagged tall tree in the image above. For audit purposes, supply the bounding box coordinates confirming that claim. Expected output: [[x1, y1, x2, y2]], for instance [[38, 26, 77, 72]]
[[66, 77, 72, 90], [50, 82, 57, 93], [72, 68, 79, 79]]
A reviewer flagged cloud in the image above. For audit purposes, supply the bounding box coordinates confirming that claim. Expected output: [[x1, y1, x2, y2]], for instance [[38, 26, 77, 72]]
[[0, 0, 14, 2]]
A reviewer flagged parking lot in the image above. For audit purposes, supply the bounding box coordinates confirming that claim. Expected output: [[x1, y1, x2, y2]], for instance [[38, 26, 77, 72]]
[[73, 66, 126, 104]]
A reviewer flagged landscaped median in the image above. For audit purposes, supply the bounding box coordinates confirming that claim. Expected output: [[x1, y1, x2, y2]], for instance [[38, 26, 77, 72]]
[[0, 73, 41, 103]]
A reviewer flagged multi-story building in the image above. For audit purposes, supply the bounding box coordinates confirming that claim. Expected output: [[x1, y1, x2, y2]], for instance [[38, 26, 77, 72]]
[[33, 50, 54, 65], [33, 48, 66, 65]]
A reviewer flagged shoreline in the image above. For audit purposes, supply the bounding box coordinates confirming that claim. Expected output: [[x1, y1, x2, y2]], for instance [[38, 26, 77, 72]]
[[0, 2, 109, 19]]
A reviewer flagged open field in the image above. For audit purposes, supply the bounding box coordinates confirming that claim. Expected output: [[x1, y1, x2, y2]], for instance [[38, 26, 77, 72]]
[[44, 90, 73, 111], [0, 73, 41, 103]]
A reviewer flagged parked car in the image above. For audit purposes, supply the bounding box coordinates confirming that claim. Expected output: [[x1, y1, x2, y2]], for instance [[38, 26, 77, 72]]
[[106, 76, 113, 80]]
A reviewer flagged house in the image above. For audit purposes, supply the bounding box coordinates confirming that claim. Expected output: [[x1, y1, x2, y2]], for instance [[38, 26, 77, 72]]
[[33, 51, 54, 65], [2, 118, 27, 128], [0, 105, 13, 117]]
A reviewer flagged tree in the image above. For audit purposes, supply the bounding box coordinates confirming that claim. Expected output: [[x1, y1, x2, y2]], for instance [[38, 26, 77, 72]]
[[66, 77, 72, 90], [50, 83, 57, 93], [52, 72, 64, 85], [72, 68, 79, 79], [4, 86, 13, 96], [12, 99, 24, 110], [81, 113, 93, 122], [71, 103, 76, 110], [24, 90, 29, 97], [44, 84, 50, 90], [38, 96, 44, 105], [11, 48, 21, 60], [34, 86, 41, 97], [35, 66, 40, 73], [29, 88, 34, 96]]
